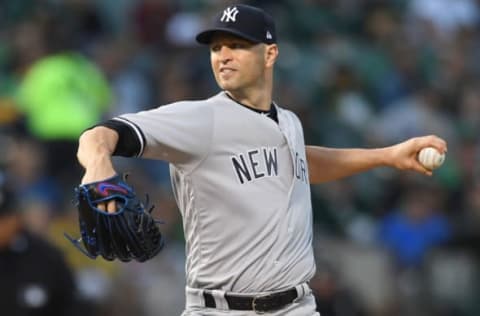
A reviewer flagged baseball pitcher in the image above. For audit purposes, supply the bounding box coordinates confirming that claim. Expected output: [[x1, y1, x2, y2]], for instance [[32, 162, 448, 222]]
[[74, 4, 447, 315]]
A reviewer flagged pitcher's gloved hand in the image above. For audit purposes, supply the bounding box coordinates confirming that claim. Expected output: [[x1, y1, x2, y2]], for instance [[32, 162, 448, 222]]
[[65, 174, 164, 262]]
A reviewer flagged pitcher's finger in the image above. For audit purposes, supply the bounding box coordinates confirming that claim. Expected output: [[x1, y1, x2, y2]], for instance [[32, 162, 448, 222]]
[[107, 200, 117, 213]]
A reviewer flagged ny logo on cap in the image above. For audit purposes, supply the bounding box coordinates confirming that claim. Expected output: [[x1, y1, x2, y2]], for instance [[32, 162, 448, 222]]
[[220, 6, 239, 23]]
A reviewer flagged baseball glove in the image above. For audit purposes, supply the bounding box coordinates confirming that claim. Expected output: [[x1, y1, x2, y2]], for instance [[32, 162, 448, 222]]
[[65, 174, 164, 262]]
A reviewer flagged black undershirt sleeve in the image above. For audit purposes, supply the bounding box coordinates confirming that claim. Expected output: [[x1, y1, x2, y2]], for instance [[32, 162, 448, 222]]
[[95, 119, 142, 157]]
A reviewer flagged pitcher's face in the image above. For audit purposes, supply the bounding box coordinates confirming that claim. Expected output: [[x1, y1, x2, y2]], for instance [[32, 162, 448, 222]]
[[210, 33, 267, 92]]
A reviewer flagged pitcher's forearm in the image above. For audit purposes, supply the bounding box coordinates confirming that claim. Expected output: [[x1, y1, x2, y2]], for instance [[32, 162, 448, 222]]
[[77, 127, 119, 183], [77, 127, 118, 167], [306, 146, 390, 184], [306, 135, 448, 184]]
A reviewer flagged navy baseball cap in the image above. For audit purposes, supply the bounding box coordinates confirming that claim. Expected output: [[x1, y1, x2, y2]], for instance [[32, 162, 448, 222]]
[[196, 4, 277, 45]]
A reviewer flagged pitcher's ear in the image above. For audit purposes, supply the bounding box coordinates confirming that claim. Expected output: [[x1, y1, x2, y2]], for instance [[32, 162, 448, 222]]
[[265, 44, 279, 68]]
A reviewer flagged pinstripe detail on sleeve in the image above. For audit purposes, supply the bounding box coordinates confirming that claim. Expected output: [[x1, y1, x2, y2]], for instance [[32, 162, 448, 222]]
[[113, 117, 146, 157]]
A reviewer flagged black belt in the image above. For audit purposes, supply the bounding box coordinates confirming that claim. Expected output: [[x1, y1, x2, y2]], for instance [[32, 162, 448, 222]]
[[203, 287, 298, 313]]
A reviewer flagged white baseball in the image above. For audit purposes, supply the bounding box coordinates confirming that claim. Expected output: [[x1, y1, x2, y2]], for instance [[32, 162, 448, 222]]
[[417, 147, 445, 170]]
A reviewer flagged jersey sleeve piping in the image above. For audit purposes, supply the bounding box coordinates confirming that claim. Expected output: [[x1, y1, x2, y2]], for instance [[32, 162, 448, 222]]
[[113, 117, 146, 157]]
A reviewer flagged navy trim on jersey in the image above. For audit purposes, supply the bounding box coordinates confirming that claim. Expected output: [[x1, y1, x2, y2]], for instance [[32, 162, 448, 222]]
[[112, 117, 146, 157], [96, 118, 145, 157]]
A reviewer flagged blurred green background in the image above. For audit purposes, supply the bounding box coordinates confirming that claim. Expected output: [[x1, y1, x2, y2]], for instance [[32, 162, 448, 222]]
[[1, 1, 480, 315]]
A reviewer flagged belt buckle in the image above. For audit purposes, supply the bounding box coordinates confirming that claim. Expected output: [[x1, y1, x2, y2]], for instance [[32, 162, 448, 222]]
[[251, 293, 272, 314]]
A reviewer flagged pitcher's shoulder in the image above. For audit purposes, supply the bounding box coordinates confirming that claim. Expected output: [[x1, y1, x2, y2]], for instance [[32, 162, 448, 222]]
[[170, 92, 225, 109]]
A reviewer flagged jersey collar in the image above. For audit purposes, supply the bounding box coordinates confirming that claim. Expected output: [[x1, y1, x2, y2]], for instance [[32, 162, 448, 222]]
[[223, 91, 278, 123]]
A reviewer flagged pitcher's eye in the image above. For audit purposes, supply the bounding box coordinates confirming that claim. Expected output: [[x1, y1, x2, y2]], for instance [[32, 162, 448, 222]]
[[210, 45, 221, 52]]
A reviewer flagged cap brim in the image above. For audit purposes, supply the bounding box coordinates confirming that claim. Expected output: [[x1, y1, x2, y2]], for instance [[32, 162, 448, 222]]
[[196, 28, 261, 44]]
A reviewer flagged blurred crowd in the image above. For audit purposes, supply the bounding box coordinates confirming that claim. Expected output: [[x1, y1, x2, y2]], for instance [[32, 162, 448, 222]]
[[1, 0, 480, 315]]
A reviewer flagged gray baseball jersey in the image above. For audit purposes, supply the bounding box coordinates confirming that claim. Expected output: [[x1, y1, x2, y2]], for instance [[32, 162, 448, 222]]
[[116, 91, 316, 293]]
